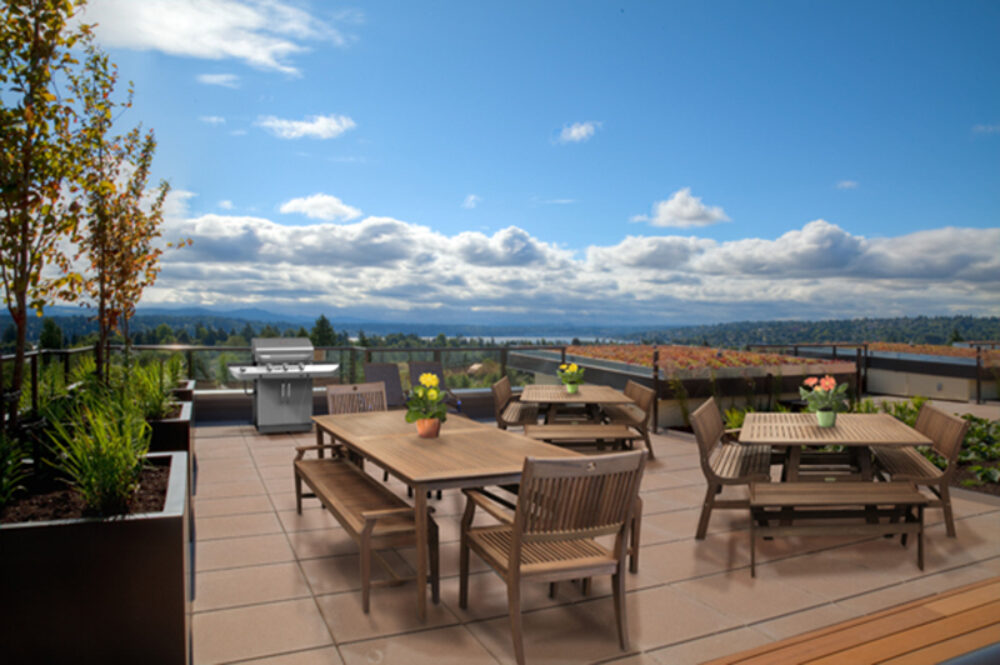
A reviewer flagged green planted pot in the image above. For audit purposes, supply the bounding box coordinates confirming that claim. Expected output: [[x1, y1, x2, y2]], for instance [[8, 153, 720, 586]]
[[816, 409, 837, 428], [565, 383, 579, 395]]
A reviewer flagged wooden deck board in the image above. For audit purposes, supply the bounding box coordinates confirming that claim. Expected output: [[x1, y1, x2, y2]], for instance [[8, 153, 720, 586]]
[[703, 576, 1000, 665]]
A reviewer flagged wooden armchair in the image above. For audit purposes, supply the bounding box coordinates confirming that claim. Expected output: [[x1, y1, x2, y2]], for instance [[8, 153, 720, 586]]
[[872, 403, 969, 537], [362, 363, 406, 409], [459, 451, 646, 665], [325, 382, 387, 415], [690, 398, 772, 539], [491, 376, 539, 429], [602, 379, 657, 460]]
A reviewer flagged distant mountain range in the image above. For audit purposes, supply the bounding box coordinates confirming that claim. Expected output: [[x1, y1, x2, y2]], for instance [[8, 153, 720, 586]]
[[4, 305, 998, 347]]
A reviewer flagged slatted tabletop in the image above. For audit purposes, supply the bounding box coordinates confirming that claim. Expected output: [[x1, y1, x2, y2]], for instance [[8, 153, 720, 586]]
[[313, 410, 481, 441], [520, 384, 634, 405], [740, 413, 933, 447]]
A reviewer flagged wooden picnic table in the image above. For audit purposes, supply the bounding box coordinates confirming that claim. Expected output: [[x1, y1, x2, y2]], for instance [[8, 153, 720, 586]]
[[739, 413, 933, 482], [520, 384, 634, 423], [312, 411, 578, 620]]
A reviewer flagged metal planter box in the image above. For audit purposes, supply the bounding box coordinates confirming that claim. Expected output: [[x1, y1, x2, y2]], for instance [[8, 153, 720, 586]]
[[0, 452, 191, 664]]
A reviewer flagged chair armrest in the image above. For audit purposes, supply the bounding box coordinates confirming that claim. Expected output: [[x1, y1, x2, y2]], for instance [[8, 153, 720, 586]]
[[462, 489, 515, 525], [294, 443, 343, 460]]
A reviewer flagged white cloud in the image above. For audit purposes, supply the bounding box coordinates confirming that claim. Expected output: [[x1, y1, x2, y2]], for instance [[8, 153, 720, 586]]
[[219, 200, 234, 210], [558, 121, 600, 143], [199, 115, 226, 125], [256, 114, 356, 139], [972, 124, 1000, 134], [631, 187, 730, 228], [279, 193, 362, 222], [835, 180, 859, 189], [462, 194, 481, 209], [154, 193, 1000, 323], [81, 0, 353, 75], [197, 73, 240, 88]]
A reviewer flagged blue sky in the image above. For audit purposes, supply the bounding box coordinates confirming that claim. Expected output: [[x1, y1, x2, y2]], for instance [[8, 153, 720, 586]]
[[80, 0, 999, 325]]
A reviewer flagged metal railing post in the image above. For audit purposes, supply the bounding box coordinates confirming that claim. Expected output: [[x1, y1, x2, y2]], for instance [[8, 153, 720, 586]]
[[855, 348, 862, 400], [187, 350, 194, 380], [560, 346, 566, 364], [63, 350, 70, 382], [652, 346, 660, 434], [500, 347, 508, 378], [976, 347, 982, 405], [30, 352, 39, 414]]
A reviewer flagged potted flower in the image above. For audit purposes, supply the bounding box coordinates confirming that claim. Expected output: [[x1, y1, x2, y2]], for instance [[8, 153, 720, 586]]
[[799, 375, 848, 427], [557, 362, 585, 394], [0, 391, 191, 663], [405, 372, 448, 438]]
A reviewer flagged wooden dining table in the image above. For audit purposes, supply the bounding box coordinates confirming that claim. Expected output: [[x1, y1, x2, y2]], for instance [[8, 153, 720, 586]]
[[311, 411, 579, 620], [739, 412, 933, 482]]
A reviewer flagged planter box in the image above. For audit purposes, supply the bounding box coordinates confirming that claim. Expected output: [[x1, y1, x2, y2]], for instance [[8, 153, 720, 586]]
[[0, 452, 191, 664], [149, 401, 194, 495], [172, 379, 195, 403]]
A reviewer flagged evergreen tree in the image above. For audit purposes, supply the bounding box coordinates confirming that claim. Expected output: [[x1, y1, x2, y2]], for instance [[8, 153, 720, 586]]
[[310, 315, 336, 347], [39, 318, 63, 350]]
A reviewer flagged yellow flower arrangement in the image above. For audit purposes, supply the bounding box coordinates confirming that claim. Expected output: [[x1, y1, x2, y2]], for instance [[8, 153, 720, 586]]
[[406, 372, 448, 423]]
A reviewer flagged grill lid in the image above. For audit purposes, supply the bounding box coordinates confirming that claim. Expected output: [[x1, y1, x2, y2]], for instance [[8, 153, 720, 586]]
[[251, 337, 314, 364]]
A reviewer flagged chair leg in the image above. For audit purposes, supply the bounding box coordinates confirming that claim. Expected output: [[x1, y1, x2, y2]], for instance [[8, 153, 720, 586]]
[[695, 484, 717, 540], [429, 517, 440, 604], [459, 532, 470, 609], [629, 496, 642, 573], [508, 581, 526, 665], [360, 534, 372, 613], [939, 483, 956, 538], [642, 428, 655, 461], [613, 566, 629, 651]]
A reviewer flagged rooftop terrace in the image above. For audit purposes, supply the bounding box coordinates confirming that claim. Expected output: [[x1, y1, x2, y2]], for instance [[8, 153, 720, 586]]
[[190, 422, 1000, 665]]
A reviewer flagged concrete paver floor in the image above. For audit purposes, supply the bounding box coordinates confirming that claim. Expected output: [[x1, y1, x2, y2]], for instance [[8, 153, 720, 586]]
[[190, 424, 1000, 665]]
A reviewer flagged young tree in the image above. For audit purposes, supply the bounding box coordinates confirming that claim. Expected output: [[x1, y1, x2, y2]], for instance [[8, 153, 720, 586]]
[[1, 0, 90, 423], [73, 44, 174, 378], [38, 317, 63, 350]]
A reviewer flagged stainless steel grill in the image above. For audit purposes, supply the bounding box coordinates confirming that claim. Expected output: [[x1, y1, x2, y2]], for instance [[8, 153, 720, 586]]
[[229, 338, 339, 433]]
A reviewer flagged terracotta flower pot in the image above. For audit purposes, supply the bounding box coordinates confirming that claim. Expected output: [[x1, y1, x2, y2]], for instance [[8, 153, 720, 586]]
[[416, 418, 441, 438]]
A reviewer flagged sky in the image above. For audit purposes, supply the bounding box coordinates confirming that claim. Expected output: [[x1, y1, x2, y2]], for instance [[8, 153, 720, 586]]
[[76, 0, 1000, 327]]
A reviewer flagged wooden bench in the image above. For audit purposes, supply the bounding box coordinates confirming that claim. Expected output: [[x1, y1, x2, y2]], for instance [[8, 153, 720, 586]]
[[704, 576, 1000, 664], [749, 482, 927, 577], [523, 424, 640, 450], [294, 444, 439, 612]]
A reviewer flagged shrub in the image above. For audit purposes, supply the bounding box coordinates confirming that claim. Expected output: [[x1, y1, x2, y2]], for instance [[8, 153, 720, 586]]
[[129, 363, 174, 421], [49, 392, 151, 516], [0, 432, 29, 510]]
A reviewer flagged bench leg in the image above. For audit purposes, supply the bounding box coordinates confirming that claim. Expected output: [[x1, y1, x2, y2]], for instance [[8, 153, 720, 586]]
[[294, 470, 303, 515], [360, 524, 373, 613]]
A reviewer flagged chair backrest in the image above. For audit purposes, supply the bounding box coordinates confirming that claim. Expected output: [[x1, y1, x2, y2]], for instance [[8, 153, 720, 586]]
[[514, 451, 646, 554], [914, 403, 969, 464], [326, 382, 387, 415], [690, 398, 725, 471], [408, 360, 446, 389], [362, 363, 406, 407], [623, 380, 655, 421], [491, 375, 512, 421]]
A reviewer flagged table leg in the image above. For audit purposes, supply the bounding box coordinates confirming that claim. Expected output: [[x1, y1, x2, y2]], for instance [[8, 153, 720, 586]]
[[857, 446, 873, 481], [316, 427, 324, 458], [786, 446, 801, 482], [413, 483, 428, 620]]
